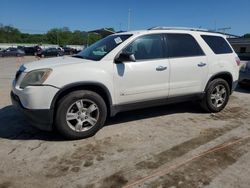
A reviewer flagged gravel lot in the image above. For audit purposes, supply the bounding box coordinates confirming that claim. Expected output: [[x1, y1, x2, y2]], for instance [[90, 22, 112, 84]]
[[0, 57, 250, 188]]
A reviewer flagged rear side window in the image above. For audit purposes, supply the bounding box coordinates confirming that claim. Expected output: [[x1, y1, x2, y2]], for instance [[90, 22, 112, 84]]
[[166, 34, 204, 58], [201, 35, 233, 54]]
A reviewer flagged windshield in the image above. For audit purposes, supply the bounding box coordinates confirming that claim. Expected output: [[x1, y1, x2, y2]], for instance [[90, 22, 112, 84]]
[[75, 34, 132, 61]]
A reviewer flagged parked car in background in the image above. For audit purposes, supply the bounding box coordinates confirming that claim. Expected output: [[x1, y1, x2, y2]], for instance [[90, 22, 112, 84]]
[[61, 46, 78, 55], [23, 46, 42, 56], [37, 47, 64, 58], [239, 61, 250, 87], [0, 47, 25, 57]]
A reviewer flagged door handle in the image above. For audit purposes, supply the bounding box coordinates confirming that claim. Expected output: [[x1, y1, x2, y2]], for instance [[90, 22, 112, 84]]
[[198, 62, 207, 67], [156, 66, 167, 71]]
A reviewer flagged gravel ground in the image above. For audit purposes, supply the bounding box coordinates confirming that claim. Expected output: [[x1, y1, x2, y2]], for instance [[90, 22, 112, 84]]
[[0, 57, 250, 188]]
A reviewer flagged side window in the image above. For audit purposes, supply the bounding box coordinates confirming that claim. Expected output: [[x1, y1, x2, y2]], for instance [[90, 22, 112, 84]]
[[123, 34, 164, 61], [166, 34, 204, 58], [201, 35, 233, 54]]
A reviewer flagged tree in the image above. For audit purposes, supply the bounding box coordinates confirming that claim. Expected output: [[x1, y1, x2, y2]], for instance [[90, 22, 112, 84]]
[[69, 30, 86, 45], [0, 24, 115, 45], [88, 33, 102, 45], [243, 33, 250, 38], [0, 25, 21, 43]]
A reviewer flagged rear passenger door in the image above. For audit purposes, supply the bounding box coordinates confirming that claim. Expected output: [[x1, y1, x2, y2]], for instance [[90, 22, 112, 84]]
[[165, 33, 208, 97]]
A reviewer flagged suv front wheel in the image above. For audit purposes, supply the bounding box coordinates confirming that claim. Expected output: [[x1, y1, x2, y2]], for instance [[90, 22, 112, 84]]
[[55, 90, 107, 139], [201, 78, 230, 113]]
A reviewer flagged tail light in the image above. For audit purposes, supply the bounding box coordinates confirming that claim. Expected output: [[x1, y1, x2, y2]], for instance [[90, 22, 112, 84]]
[[235, 57, 241, 66]]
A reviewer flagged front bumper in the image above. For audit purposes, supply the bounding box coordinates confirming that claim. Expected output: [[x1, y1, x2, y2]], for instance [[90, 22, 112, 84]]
[[11, 91, 53, 131]]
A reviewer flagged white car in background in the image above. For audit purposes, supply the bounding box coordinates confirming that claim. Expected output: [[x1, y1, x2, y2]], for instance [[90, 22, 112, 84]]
[[11, 27, 240, 139]]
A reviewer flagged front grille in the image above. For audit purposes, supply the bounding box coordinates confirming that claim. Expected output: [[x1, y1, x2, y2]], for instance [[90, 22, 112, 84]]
[[15, 70, 22, 81]]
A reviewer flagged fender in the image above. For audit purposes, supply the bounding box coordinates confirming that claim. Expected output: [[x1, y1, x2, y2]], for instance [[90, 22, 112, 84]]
[[50, 81, 113, 116]]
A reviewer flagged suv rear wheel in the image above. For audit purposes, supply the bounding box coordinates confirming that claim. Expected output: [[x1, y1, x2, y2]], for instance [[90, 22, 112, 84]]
[[201, 78, 230, 113], [55, 90, 107, 139]]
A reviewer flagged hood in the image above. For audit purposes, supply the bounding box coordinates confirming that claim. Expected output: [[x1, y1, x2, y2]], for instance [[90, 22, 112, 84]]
[[22, 56, 94, 72]]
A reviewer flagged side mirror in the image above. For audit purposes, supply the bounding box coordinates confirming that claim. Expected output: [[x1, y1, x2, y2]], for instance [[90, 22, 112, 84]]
[[115, 52, 136, 63]]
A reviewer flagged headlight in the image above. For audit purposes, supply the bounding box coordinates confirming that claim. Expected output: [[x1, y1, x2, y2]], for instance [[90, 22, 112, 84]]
[[20, 69, 52, 89]]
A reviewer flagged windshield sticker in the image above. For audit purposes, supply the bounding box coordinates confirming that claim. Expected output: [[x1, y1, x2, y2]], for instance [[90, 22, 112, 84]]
[[114, 37, 123, 44]]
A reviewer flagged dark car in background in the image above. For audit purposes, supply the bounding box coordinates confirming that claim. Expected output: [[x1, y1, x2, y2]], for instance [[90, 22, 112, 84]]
[[37, 47, 64, 58], [239, 61, 250, 87], [61, 46, 78, 55], [0, 47, 25, 57], [24, 46, 42, 56]]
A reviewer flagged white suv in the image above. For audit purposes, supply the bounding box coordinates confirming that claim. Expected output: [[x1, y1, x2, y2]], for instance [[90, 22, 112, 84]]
[[11, 27, 240, 139]]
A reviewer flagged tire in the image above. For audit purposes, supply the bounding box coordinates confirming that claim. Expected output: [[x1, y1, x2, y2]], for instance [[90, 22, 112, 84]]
[[200, 78, 230, 113], [55, 90, 107, 139]]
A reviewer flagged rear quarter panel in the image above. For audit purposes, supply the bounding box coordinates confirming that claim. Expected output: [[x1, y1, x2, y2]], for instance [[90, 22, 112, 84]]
[[195, 33, 239, 91]]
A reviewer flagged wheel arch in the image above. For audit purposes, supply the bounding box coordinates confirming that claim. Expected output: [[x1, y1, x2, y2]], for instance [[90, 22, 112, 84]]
[[50, 82, 113, 123], [205, 72, 233, 94]]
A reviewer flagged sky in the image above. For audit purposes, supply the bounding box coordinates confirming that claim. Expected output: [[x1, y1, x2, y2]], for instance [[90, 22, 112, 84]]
[[0, 0, 250, 35]]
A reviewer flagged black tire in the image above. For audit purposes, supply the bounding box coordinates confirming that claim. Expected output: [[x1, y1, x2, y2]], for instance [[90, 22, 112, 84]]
[[200, 78, 230, 113], [55, 90, 107, 139]]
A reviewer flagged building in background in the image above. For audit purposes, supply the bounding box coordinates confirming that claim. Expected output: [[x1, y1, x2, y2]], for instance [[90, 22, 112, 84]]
[[228, 38, 250, 61]]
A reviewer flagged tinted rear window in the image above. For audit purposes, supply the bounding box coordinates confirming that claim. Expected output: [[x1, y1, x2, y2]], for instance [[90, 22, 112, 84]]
[[166, 34, 204, 58], [201, 35, 233, 54]]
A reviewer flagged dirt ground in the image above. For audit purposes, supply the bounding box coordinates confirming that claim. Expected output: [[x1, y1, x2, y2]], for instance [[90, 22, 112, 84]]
[[0, 56, 250, 188]]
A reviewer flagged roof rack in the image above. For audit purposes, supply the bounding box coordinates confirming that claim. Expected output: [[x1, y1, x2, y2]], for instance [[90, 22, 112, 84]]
[[148, 26, 210, 32]]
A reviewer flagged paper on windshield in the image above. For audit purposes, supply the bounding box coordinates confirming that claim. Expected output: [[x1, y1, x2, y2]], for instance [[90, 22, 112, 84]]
[[114, 37, 123, 44]]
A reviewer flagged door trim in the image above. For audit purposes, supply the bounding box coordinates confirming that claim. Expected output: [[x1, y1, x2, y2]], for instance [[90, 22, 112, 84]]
[[110, 92, 204, 116]]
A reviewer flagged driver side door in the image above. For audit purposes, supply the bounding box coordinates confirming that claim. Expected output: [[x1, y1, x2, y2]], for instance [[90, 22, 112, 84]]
[[114, 34, 170, 105]]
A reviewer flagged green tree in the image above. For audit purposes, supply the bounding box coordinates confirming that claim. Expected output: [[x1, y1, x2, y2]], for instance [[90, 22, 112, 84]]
[[69, 30, 86, 45], [0, 24, 115, 45], [0, 25, 21, 43], [88, 33, 102, 45], [243, 33, 250, 38]]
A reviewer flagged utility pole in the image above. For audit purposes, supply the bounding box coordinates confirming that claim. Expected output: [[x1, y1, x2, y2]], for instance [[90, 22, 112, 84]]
[[128, 8, 131, 31]]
